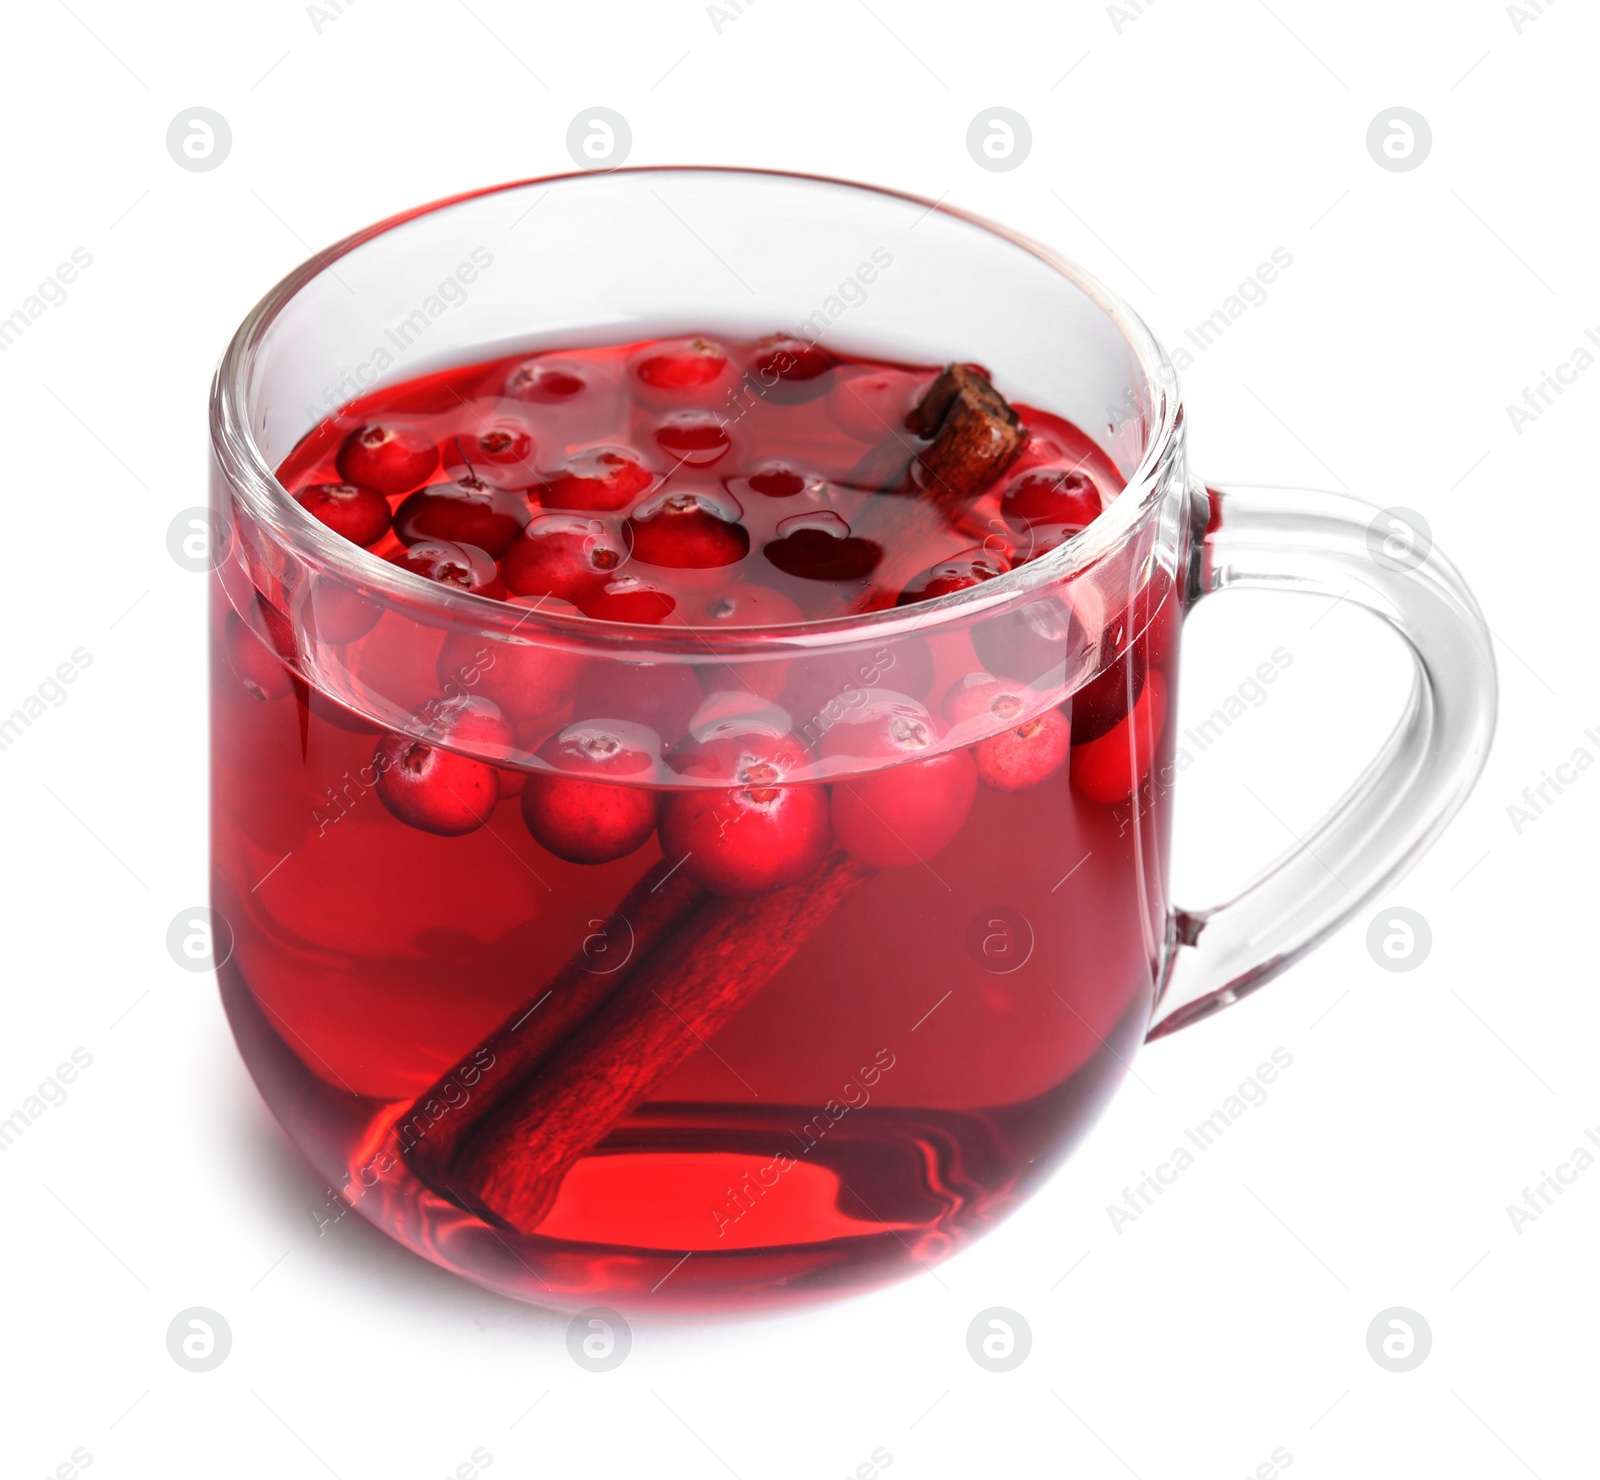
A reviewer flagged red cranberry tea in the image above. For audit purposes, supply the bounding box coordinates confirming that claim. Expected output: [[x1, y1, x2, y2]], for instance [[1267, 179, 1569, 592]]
[[211, 332, 1184, 1311]]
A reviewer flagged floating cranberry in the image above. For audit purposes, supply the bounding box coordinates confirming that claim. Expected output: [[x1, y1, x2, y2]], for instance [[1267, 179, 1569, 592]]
[[1001, 465, 1103, 531], [501, 514, 627, 601], [521, 724, 660, 864], [653, 410, 733, 468], [762, 512, 881, 583], [439, 421, 540, 489], [389, 539, 506, 600], [335, 422, 438, 496], [1071, 671, 1167, 805], [897, 546, 1012, 606], [537, 445, 655, 513], [395, 476, 530, 557], [820, 694, 976, 868], [505, 358, 587, 402], [660, 726, 830, 896], [437, 622, 583, 723], [1072, 641, 1147, 745], [293, 481, 391, 547], [628, 491, 749, 569], [634, 336, 728, 391], [373, 696, 513, 836], [224, 610, 294, 701], [578, 574, 678, 624]]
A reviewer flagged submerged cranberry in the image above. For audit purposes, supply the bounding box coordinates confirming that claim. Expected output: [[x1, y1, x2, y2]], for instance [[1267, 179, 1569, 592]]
[[335, 423, 438, 496], [373, 696, 513, 836], [762, 513, 881, 583], [501, 514, 627, 601], [682, 583, 804, 628], [831, 366, 929, 442], [224, 611, 294, 701], [294, 481, 391, 547], [505, 358, 587, 402], [395, 476, 530, 557], [634, 336, 728, 391], [522, 724, 660, 864], [897, 546, 1012, 605], [627, 491, 749, 569], [660, 726, 830, 895], [578, 574, 677, 624], [945, 674, 1071, 792], [1072, 642, 1147, 745], [437, 621, 583, 723], [742, 464, 808, 498], [752, 334, 834, 385], [389, 539, 506, 600], [572, 661, 700, 746], [1071, 671, 1167, 805], [654, 411, 733, 468], [1001, 465, 1103, 531], [820, 694, 976, 869], [537, 446, 655, 513]]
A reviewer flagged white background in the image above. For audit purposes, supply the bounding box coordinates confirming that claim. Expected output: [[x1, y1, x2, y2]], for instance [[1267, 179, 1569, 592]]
[[2, 1, 1596, 1476]]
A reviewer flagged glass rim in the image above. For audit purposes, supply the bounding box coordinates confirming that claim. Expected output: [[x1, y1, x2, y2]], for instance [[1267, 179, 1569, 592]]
[[210, 164, 1180, 655]]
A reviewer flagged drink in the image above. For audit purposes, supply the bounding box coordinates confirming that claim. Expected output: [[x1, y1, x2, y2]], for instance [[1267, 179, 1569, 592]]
[[212, 331, 1182, 1310]]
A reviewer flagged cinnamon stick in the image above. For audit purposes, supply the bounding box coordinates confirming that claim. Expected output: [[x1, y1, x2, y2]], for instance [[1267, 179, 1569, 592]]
[[847, 363, 1026, 608], [435, 848, 872, 1235], [403, 855, 705, 1179]]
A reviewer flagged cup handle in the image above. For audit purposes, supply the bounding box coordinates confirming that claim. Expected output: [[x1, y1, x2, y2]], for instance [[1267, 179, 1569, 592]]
[[1147, 483, 1497, 1040]]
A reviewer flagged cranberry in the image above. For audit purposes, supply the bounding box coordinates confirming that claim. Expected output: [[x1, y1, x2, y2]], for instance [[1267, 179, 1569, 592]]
[[653, 410, 733, 468], [780, 639, 935, 740], [762, 513, 881, 583], [572, 660, 700, 748], [682, 582, 805, 629], [224, 610, 294, 701], [437, 622, 583, 722], [389, 539, 506, 600], [831, 366, 929, 442], [628, 491, 749, 569], [739, 464, 809, 499], [681, 584, 805, 700], [969, 594, 1082, 689], [1072, 641, 1147, 745], [505, 358, 587, 402], [335, 423, 438, 496], [820, 694, 976, 868], [897, 546, 1012, 605], [659, 725, 830, 895], [578, 574, 678, 624], [537, 445, 655, 513], [1000, 465, 1103, 531], [372, 696, 513, 836], [751, 335, 835, 403], [1071, 671, 1168, 805], [501, 514, 627, 601], [394, 476, 530, 557], [944, 674, 1071, 792], [521, 724, 660, 864], [439, 421, 540, 489], [634, 336, 728, 391], [294, 481, 391, 547]]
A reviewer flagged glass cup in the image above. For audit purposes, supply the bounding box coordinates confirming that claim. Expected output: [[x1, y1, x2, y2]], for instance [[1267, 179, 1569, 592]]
[[208, 168, 1496, 1313]]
